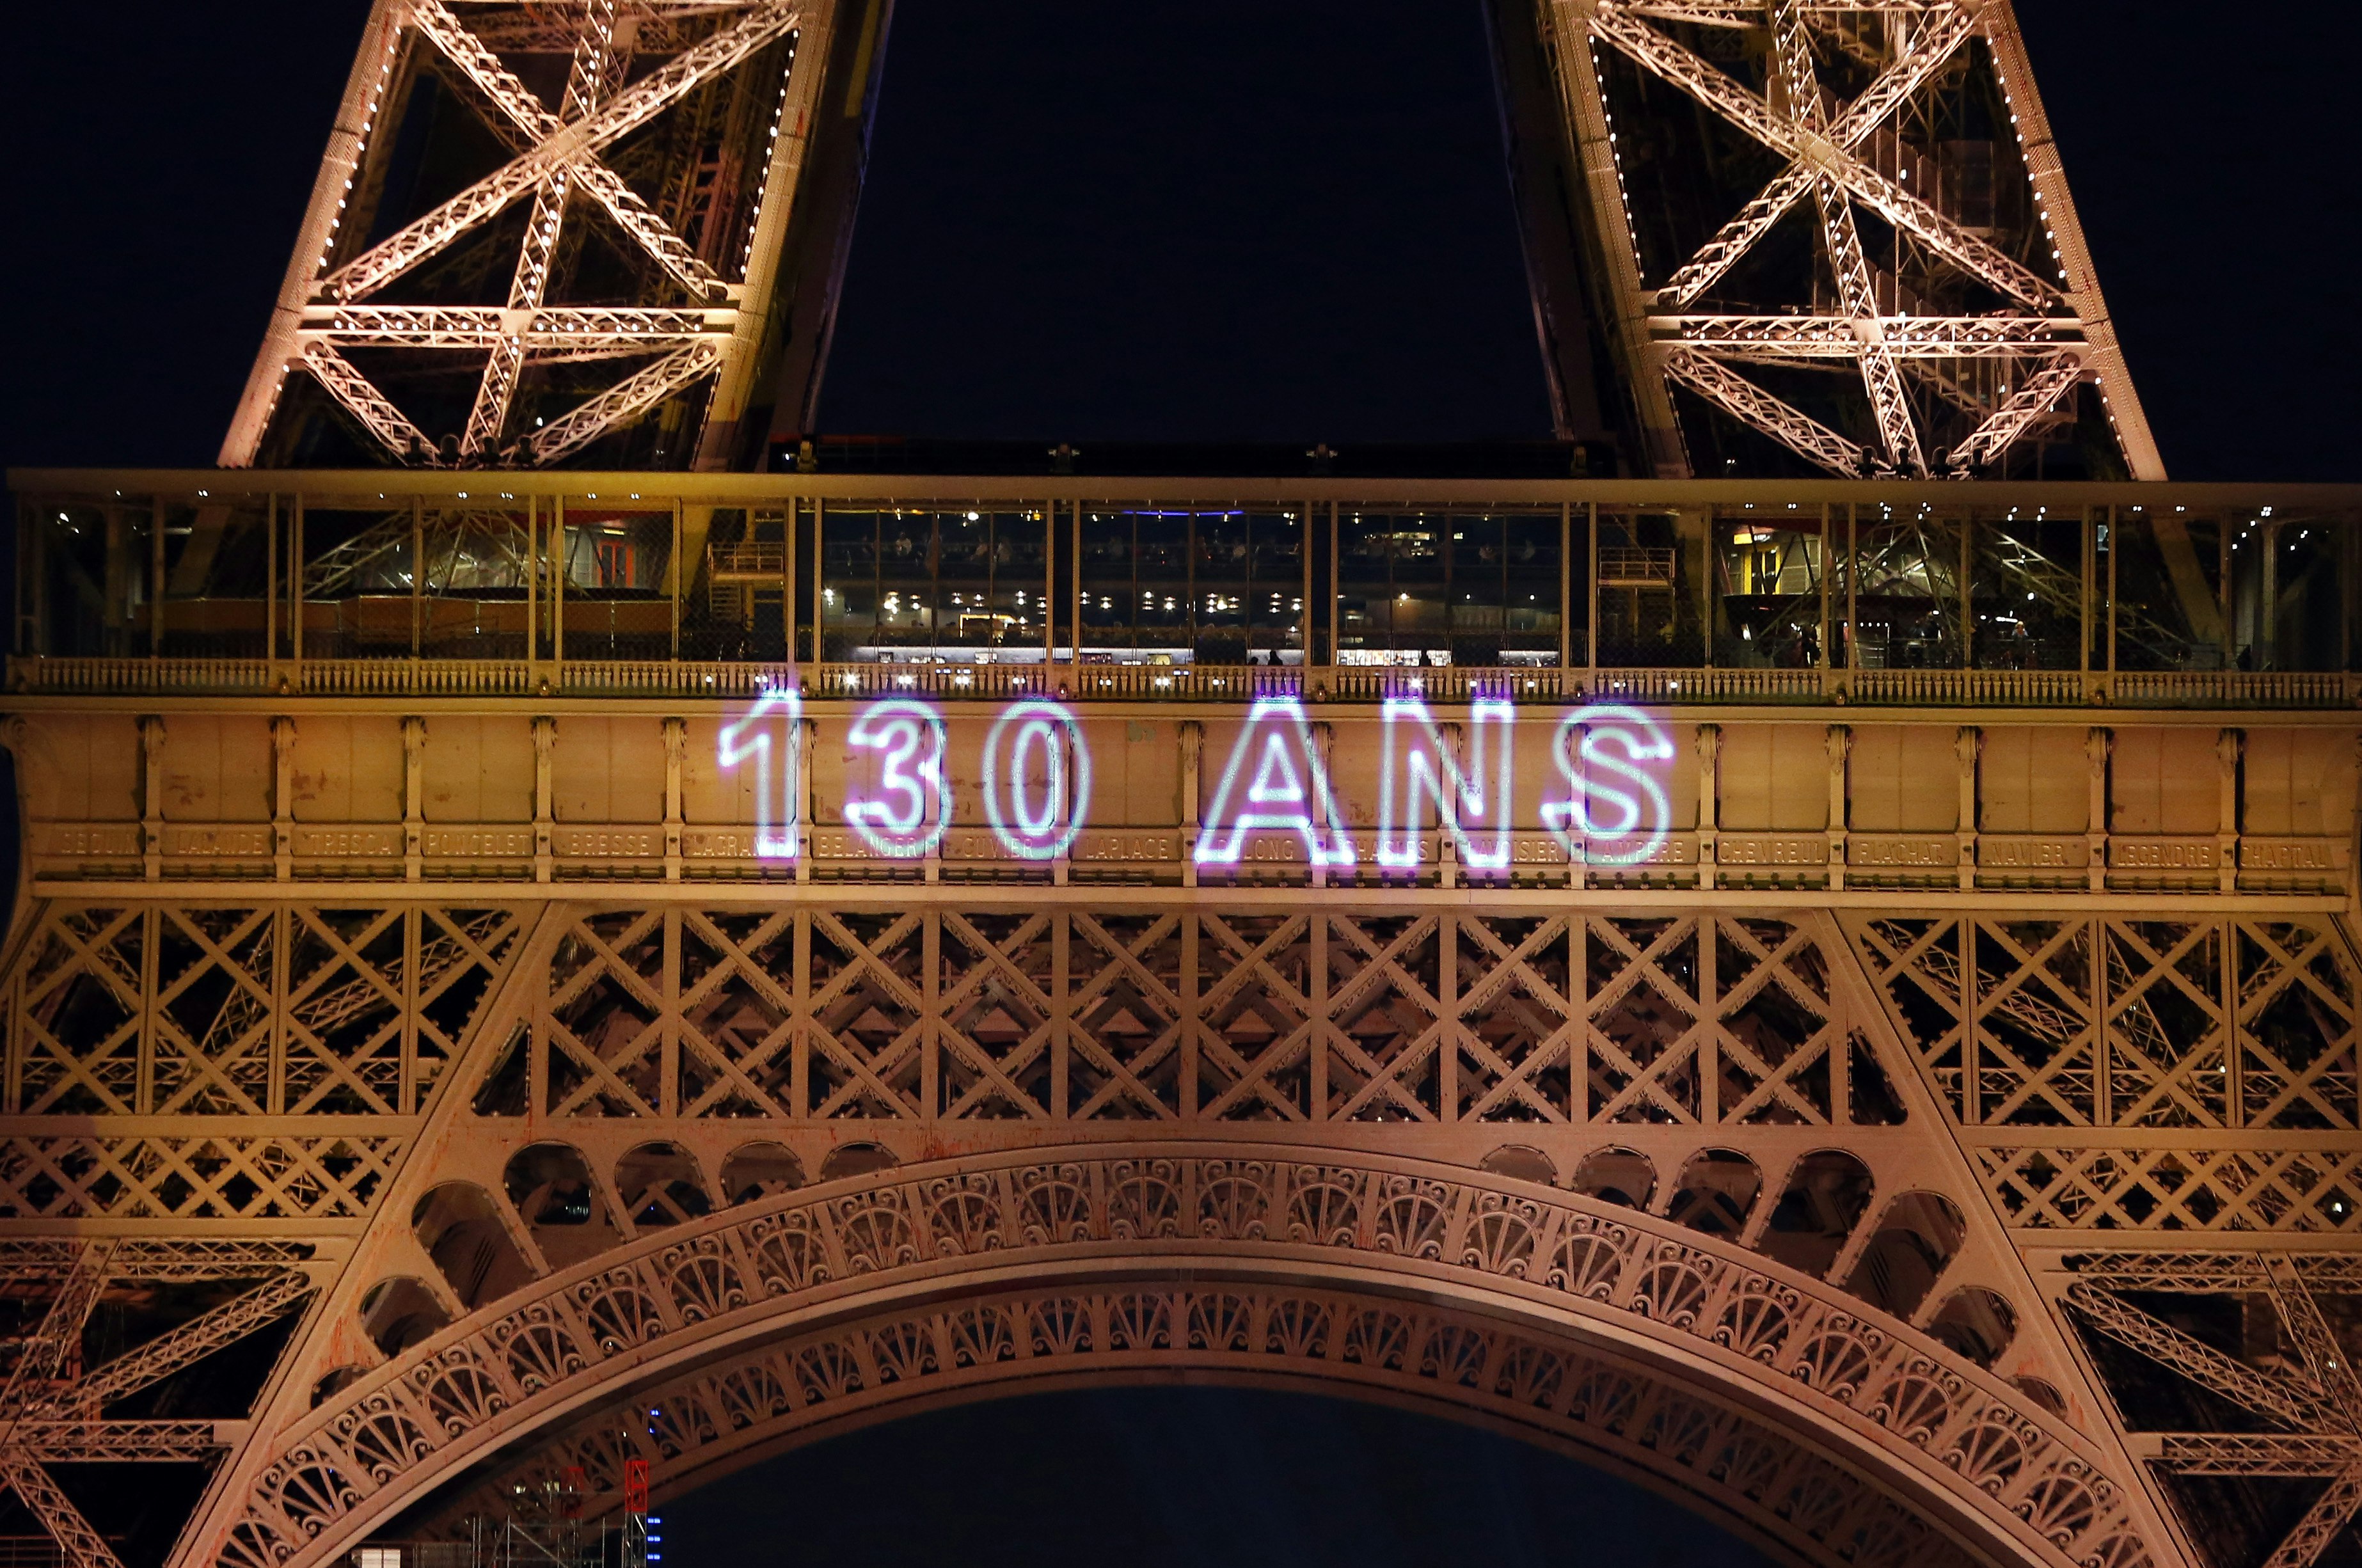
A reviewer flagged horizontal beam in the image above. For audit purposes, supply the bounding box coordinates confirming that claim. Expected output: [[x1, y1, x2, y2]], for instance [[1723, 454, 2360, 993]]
[[13, 471, 2362, 509]]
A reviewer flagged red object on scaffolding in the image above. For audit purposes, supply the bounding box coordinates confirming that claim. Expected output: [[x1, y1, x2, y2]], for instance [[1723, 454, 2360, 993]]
[[622, 1459, 649, 1518]]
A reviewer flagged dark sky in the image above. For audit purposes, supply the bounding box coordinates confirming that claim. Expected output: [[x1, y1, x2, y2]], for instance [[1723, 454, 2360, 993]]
[[662, 1386, 1776, 1567], [0, 0, 2354, 475]]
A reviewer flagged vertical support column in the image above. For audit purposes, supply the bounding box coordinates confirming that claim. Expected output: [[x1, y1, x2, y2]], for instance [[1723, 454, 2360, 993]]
[[1308, 908, 1329, 1121], [291, 494, 305, 678], [1310, 720, 1333, 891], [552, 495, 566, 674], [1696, 901, 1718, 1126], [149, 495, 164, 667], [1179, 720, 1202, 890], [660, 910, 679, 1118], [796, 715, 814, 885], [663, 717, 685, 882], [2104, 505, 2118, 699], [921, 912, 940, 1118], [1584, 500, 1599, 696], [2079, 503, 2093, 701], [1817, 502, 1832, 695], [670, 497, 683, 663], [1326, 501, 1340, 674], [264, 494, 278, 676], [271, 717, 296, 882], [791, 910, 811, 1117], [411, 495, 424, 660], [139, 716, 163, 882], [1558, 501, 1573, 677], [1956, 725, 1981, 892], [2217, 728, 2242, 895], [1825, 722, 1850, 891], [1050, 912, 1070, 1118], [1043, 498, 1056, 669], [1053, 717, 1072, 887], [1568, 914, 1588, 1124], [811, 498, 825, 666], [1843, 502, 1857, 699], [532, 716, 555, 883], [402, 717, 424, 883], [1695, 723, 1718, 892], [1437, 910, 1459, 1123], [2086, 726, 2111, 894], [1180, 910, 1200, 1120], [1438, 720, 1462, 891], [525, 495, 539, 678], [1071, 498, 1084, 677]]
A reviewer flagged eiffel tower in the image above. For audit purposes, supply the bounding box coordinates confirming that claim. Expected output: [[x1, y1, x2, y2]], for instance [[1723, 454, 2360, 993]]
[[6, 8, 2359, 1568]]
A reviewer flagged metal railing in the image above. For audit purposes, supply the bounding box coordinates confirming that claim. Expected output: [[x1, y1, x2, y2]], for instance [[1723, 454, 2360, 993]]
[[12, 655, 2356, 708]]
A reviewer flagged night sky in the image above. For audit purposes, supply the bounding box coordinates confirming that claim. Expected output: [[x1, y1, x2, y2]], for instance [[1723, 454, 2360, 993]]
[[0, 2, 2350, 1560], [0, 0, 2354, 475]]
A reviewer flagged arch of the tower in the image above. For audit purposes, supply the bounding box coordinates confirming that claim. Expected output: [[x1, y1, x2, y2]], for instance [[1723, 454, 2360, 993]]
[[208, 1143, 2162, 1568]]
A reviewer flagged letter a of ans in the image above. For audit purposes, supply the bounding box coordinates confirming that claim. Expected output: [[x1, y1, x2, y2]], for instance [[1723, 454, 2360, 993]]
[[1196, 698, 1356, 867]]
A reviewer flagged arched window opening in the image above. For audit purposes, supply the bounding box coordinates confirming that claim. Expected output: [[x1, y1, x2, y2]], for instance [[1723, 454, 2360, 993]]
[[820, 1141, 900, 1182], [503, 1141, 621, 1269], [412, 1182, 536, 1309], [1843, 1192, 1967, 1321], [1480, 1144, 1557, 1186], [1928, 1287, 2019, 1368], [1569, 1148, 1656, 1211], [310, 1365, 370, 1407], [2012, 1376, 2066, 1416], [1666, 1149, 1762, 1237], [722, 1141, 807, 1205], [1757, 1151, 1875, 1279], [617, 1142, 715, 1228], [358, 1276, 450, 1358]]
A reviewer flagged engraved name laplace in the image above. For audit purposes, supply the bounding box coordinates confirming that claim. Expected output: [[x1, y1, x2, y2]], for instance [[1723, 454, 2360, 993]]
[[718, 692, 1679, 869]]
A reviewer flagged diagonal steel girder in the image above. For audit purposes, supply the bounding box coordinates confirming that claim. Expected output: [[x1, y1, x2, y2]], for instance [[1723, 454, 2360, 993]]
[[0, 1452, 125, 1568], [1665, 347, 1866, 475], [459, 0, 622, 458], [1590, 1, 2059, 309], [1772, 0, 1924, 475], [323, 0, 798, 303], [31, 1272, 314, 1419], [2065, 1282, 2342, 1434], [407, 0, 728, 302], [1661, 4, 1974, 306]]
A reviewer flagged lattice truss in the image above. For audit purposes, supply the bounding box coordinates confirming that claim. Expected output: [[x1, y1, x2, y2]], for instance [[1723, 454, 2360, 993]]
[[2062, 1253, 2362, 1568], [483, 908, 1910, 1125], [1845, 916, 2362, 1233], [0, 905, 524, 1218], [222, 0, 807, 469], [0, 1242, 318, 1568], [1573, 0, 2160, 478]]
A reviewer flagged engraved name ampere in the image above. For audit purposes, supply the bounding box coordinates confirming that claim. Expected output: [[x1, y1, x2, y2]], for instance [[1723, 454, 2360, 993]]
[[717, 693, 1677, 867]]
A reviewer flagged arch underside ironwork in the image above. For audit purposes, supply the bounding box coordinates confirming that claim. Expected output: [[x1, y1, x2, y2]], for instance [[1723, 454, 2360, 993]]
[[216, 1146, 2156, 1568]]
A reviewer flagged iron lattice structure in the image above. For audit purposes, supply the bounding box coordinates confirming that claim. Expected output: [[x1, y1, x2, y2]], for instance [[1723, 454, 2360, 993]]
[[1495, 0, 2160, 479], [221, 0, 875, 473]]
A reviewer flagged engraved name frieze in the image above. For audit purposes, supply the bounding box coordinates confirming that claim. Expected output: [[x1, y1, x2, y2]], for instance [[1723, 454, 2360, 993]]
[[1850, 835, 1958, 868], [1074, 832, 1180, 863], [423, 827, 534, 857], [34, 823, 142, 859], [1715, 835, 1827, 867], [552, 827, 662, 857], [292, 827, 403, 857], [683, 828, 765, 859], [2109, 837, 2218, 870], [2240, 838, 2340, 871], [1978, 835, 2087, 869], [163, 825, 271, 857]]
